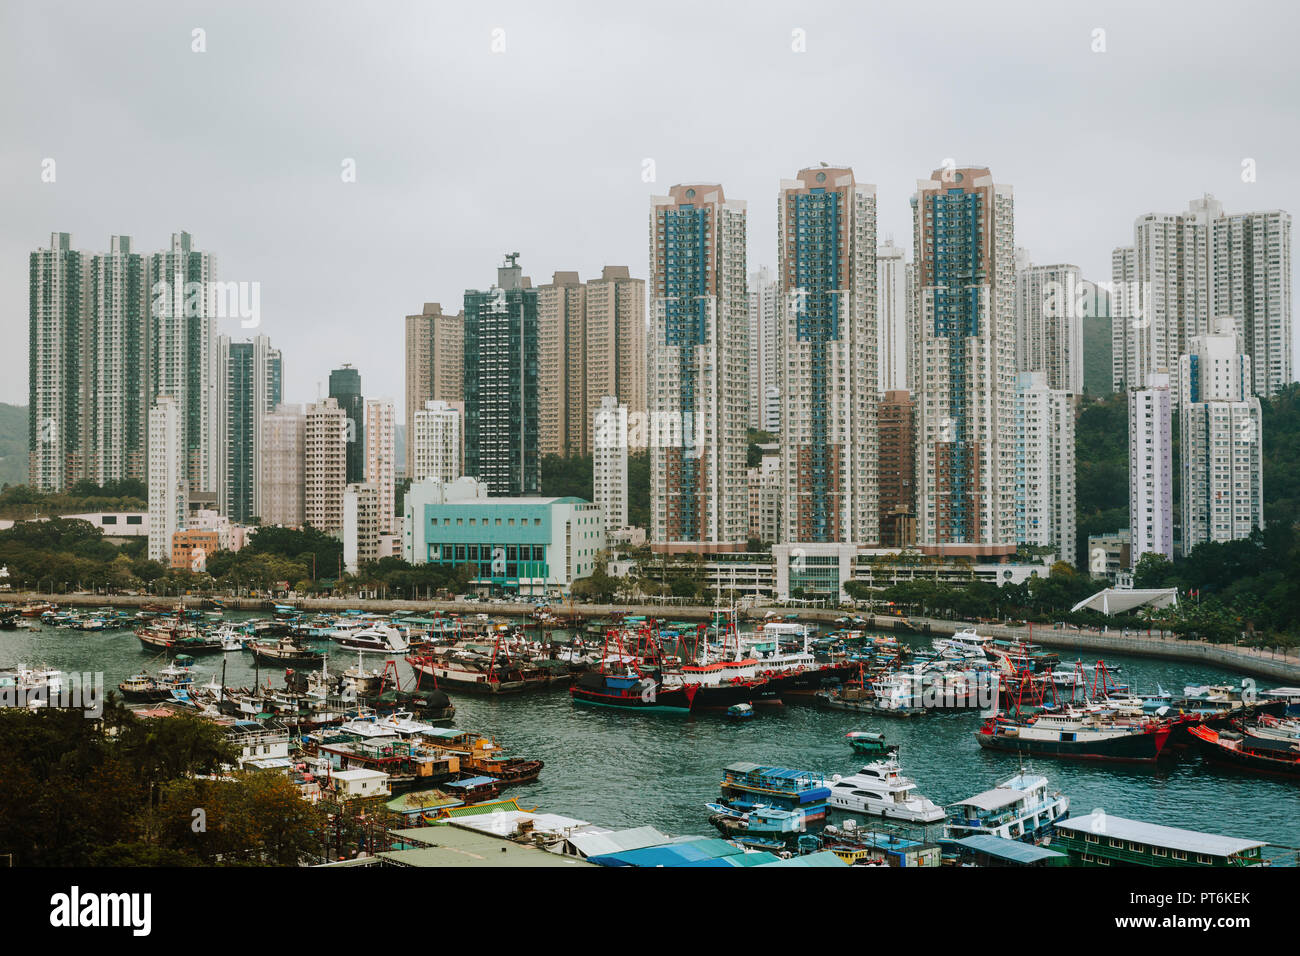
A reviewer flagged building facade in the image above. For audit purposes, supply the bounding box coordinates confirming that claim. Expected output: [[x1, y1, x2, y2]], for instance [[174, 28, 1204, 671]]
[[913, 166, 1017, 556], [464, 255, 541, 497], [216, 334, 282, 524], [403, 477, 605, 595], [876, 240, 913, 394], [147, 395, 186, 563], [878, 390, 916, 548], [411, 399, 463, 484], [343, 482, 380, 574], [259, 403, 305, 527], [1179, 320, 1264, 555], [305, 397, 347, 535], [648, 184, 749, 553], [1128, 372, 1174, 567], [748, 265, 781, 430], [1014, 252, 1084, 394], [328, 365, 365, 485], [778, 166, 878, 547], [593, 396, 628, 531], [404, 302, 464, 480], [364, 398, 396, 535], [1013, 371, 1077, 563]]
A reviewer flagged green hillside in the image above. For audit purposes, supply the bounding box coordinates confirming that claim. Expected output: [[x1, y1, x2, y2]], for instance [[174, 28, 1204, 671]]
[[0, 404, 27, 489]]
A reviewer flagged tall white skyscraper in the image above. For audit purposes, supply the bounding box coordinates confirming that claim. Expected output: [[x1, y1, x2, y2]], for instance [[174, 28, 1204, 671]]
[[305, 398, 347, 535], [91, 235, 148, 486], [1014, 251, 1084, 394], [364, 398, 396, 535], [593, 396, 628, 531], [747, 266, 780, 430], [1179, 320, 1264, 554], [28, 233, 88, 492], [147, 395, 186, 563], [876, 240, 912, 394], [411, 399, 462, 483], [1110, 245, 1139, 392], [1114, 196, 1292, 404], [778, 166, 878, 545], [1014, 371, 1077, 563], [913, 166, 1018, 555], [648, 184, 749, 552], [1128, 372, 1174, 567]]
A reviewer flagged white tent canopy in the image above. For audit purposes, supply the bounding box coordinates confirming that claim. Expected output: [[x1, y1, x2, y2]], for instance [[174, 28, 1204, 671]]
[[1070, 588, 1179, 616]]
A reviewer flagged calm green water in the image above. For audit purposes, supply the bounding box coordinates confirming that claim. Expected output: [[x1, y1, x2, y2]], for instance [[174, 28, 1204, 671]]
[[4, 613, 1297, 850]]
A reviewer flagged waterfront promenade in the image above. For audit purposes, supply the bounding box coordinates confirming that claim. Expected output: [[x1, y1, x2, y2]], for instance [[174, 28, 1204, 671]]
[[9, 591, 1300, 683]]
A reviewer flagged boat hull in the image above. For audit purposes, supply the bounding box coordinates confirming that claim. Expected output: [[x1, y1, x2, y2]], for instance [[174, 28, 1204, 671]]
[[975, 725, 1171, 763]]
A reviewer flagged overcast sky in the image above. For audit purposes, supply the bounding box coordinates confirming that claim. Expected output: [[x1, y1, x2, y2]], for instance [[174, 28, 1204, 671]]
[[3, 0, 1297, 418]]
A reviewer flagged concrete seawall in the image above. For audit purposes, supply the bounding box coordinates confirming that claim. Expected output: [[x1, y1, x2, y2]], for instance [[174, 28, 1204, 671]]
[[11, 592, 1299, 683]]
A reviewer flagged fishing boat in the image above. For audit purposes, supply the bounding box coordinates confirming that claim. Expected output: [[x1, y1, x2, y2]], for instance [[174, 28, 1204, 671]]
[[248, 638, 325, 665], [826, 756, 946, 823], [975, 709, 1174, 763], [845, 731, 896, 756], [1186, 724, 1300, 779], [443, 775, 502, 803], [569, 629, 698, 713], [944, 773, 1070, 843], [117, 655, 197, 703], [0, 608, 19, 630]]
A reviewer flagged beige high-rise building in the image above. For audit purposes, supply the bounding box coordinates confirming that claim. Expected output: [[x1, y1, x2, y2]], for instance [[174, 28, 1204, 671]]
[[411, 399, 463, 483], [364, 398, 396, 535], [259, 403, 305, 527], [404, 303, 463, 479], [343, 482, 380, 574], [305, 397, 347, 535], [538, 267, 645, 458]]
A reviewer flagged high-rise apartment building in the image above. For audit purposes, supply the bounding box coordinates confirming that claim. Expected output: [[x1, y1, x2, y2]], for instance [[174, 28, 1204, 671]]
[[648, 184, 749, 553], [90, 235, 148, 485], [343, 482, 380, 574], [364, 398, 396, 535], [1128, 371, 1174, 567], [747, 451, 782, 545], [147, 231, 218, 496], [1014, 251, 1084, 394], [876, 240, 913, 394], [1179, 320, 1264, 555], [913, 166, 1017, 555], [464, 255, 541, 497], [29, 233, 89, 491], [259, 403, 305, 527], [593, 396, 628, 531], [778, 166, 878, 545], [1013, 372, 1077, 563], [147, 395, 186, 563], [878, 390, 916, 548], [404, 303, 464, 479], [411, 399, 462, 484], [538, 266, 645, 457], [748, 266, 781, 430], [328, 365, 365, 484], [1113, 196, 1291, 403], [305, 397, 347, 534], [216, 335, 282, 524], [1110, 245, 1139, 392]]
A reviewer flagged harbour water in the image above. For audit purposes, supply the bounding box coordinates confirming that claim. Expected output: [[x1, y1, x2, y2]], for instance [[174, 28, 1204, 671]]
[[4, 614, 1297, 849]]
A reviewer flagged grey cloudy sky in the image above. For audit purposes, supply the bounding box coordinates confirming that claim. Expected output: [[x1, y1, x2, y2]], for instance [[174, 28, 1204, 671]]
[[3, 0, 1297, 418]]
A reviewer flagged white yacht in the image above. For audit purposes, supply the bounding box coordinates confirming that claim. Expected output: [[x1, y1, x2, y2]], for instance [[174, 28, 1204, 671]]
[[933, 627, 992, 661], [827, 756, 946, 823], [335, 623, 409, 654], [945, 773, 1070, 843]]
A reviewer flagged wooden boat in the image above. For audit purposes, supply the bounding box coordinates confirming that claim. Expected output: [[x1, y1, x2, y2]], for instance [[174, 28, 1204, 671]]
[[845, 731, 895, 756], [975, 709, 1174, 763], [443, 775, 502, 803]]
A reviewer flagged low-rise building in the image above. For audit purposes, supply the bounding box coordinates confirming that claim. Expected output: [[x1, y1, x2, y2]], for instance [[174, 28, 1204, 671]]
[[403, 476, 606, 596], [171, 529, 222, 571]]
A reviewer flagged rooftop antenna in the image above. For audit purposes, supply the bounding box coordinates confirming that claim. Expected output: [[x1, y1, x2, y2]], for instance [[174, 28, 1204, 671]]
[[505, 252, 520, 267]]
